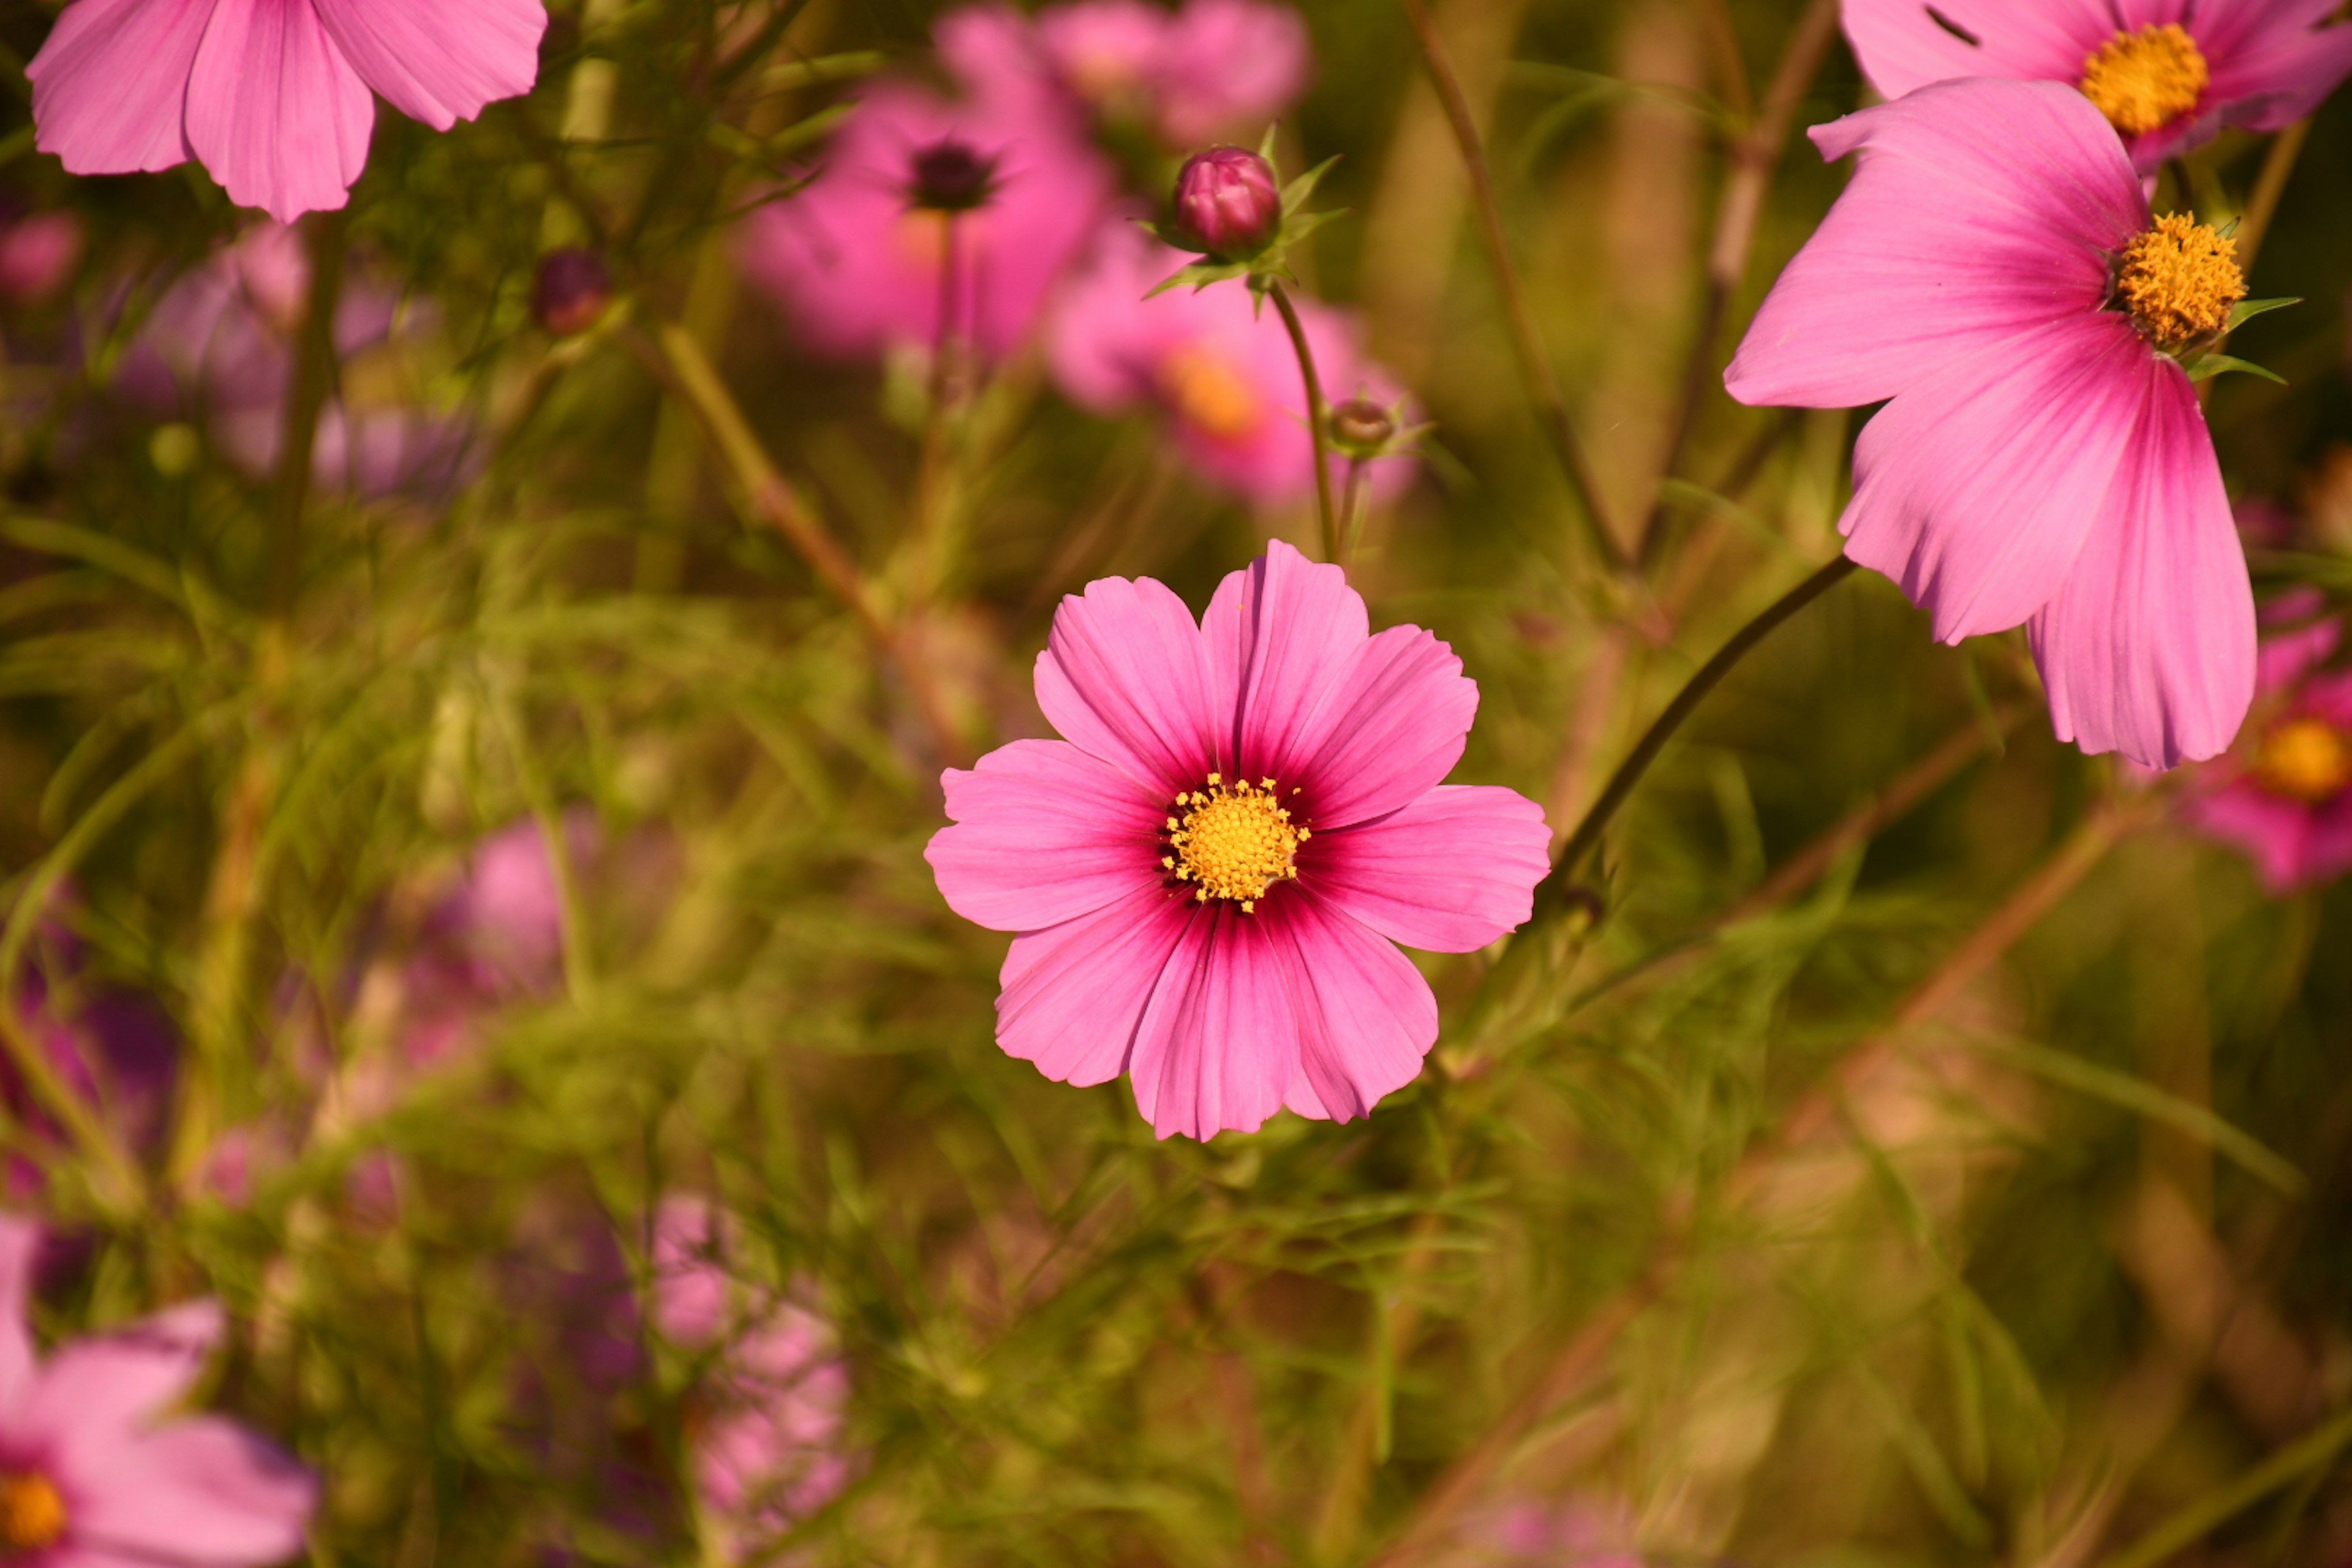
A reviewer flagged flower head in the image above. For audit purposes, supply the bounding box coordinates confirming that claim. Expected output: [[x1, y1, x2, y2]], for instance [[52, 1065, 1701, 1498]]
[[927, 542, 1550, 1140], [28, 0, 547, 222], [0, 1215, 315, 1564], [1839, 0, 2352, 171], [532, 249, 614, 337], [1725, 78, 2256, 769], [1172, 146, 1282, 260]]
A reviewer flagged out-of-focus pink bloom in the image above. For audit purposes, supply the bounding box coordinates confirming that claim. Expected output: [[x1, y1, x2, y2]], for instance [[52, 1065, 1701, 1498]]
[[2182, 592, 2352, 892], [1725, 78, 2254, 769], [927, 542, 1551, 1140], [532, 250, 614, 337], [0, 1215, 315, 1563], [399, 816, 586, 1068], [1170, 145, 1280, 257], [1049, 232, 1412, 505], [1841, 0, 2352, 172], [0, 211, 83, 306], [27, 0, 547, 223], [653, 1199, 853, 1557], [115, 222, 476, 499], [1466, 1498, 1645, 1567], [740, 67, 1115, 365]]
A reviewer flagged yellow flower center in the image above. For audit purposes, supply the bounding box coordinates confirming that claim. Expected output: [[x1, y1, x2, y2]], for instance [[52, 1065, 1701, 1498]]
[[2253, 716, 2352, 804], [1163, 774, 1305, 911], [0, 1472, 66, 1553], [1156, 344, 1262, 441], [2079, 24, 2208, 135], [2114, 213, 2244, 351]]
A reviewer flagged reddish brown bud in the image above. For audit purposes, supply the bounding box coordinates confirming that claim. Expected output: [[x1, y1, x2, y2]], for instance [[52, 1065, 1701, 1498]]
[[1170, 146, 1280, 259], [532, 249, 612, 337]]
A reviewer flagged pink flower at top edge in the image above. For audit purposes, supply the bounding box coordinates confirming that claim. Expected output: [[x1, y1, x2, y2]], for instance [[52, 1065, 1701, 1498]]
[[740, 69, 1115, 366], [1049, 230, 1413, 506], [2179, 591, 2352, 892], [926, 541, 1551, 1140], [0, 1215, 315, 1564], [1009, 0, 1312, 149], [1841, 0, 2352, 172], [1724, 77, 2255, 770], [26, 0, 547, 224]]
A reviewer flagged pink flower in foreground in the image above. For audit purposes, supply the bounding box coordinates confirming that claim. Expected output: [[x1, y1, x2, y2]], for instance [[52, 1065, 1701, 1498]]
[[2180, 594, 2352, 891], [1020, 0, 1313, 148], [1049, 232, 1413, 505], [0, 1216, 315, 1564], [1725, 78, 2255, 769], [1842, 0, 2352, 171], [927, 542, 1550, 1140], [27, 0, 546, 223]]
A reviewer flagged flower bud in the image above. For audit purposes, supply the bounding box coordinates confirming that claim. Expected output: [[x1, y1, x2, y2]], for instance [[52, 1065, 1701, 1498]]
[[907, 140, 999, 213], [532, 249, 612, 337], [1170, 146, 1280, 260], [1328, 398, 1396, 458]]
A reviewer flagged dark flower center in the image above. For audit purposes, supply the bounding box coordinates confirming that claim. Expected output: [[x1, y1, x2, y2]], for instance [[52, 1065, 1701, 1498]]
[[906, 140, 999, 213]]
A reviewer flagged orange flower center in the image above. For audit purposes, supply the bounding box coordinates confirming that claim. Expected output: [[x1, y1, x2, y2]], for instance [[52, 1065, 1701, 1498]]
[[2079, 24, 2208, 135], [2254, 716, 2352, 804], [0, 1472, 66, 1553], [2114, 213, 2244, 350], [1156, 344, 1262, 441], [1163, 774, 1305, 911]]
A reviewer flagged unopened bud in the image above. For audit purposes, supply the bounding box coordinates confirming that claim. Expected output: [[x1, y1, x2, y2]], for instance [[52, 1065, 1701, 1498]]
[[1328, 398, 1395, 457], [907, 140, 999, 213], [1171, 146, 1280, 260], [533, 249, 612, 336]]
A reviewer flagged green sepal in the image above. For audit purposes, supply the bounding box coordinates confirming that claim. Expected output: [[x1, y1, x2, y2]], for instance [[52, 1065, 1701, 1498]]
[[2184, 352, 2286, 386], [1280, 155, 1341, 217], [1146, 258, 1251, 298], [2225, 296, 2301, 331]]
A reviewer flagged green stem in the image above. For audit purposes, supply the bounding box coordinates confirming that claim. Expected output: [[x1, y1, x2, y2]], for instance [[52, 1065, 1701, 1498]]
[[1265, 279, 1341, 568], [2090, 1404, 2352, 1568]]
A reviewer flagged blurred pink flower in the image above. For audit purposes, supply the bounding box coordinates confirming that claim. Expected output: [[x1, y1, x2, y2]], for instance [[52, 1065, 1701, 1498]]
[[0, 212, 83, 306], [1049, 232, 1412, 505], [927, 541, 1550, 1140], [1725, 78, 2253, 769], [740, 67, 1115, 365], [27, 0, 547, 222], [1841, 0, 2352, 172], [2181, 592, 2352, 892], [399, 815, 586, 1068], [1021, 0, 1312, 148], [0, 1215, 315, 1563], [1466, 1498, 1644, 1567]]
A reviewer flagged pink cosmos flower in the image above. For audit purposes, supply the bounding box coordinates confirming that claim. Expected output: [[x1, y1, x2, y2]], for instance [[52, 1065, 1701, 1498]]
[[0, 212, 83, 307], [2180, 594, 2352, 891], [926, 541, 1551, 1140], [26, 0, 547, 224], [0, 1215, 315, 1565], [1049, 232, 1413, 505], [1724, 77, 2255, 769], [1026, 0, 1311, 148], [1841, 0, 2352, 172]]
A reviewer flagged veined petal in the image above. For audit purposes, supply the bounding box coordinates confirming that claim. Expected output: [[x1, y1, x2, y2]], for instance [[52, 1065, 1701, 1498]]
[[2026, 357, 2254, 768], [66, 1417, 315, 1563], [1725, 78, 2141, 409], [1312, 786, 1551, 954], [1200, 539, 1368, 783], [997, 883, 1193, 1091], [1035, 574, 1218, 794], [310, 0, 546, 132], [1126, 907, 1295, 1140], [186, 0, 375, 222], [1841, 312, 2152, 641], [26, 0, 213, 177], [1839, 0, 2111, 102], [1287, 625, 1477, 831], [2206, 6, 2352, 132], [929, 740, 1166, 932], [1268, 892, 1438, 1124]]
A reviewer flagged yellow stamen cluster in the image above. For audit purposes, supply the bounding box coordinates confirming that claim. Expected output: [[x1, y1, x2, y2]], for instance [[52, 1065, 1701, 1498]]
[[0, 1472, 66, 1553], [2114, 213, 2244, 350], [1163, 774, 1305, 912], [2253, 716, 2352, 804], [2079, 24, 2208, 136], [1156, 344, 1262, 441]]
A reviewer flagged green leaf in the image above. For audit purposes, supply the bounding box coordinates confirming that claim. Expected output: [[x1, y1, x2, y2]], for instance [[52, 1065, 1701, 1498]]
[[2185, 352, 2287, 385], [1280, 154, 1341, 216], [2225, 295, 2301, 330], [1144, 259, 1247, 298]]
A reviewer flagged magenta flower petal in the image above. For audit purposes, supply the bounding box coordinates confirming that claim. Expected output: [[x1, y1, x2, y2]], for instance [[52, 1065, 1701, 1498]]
[[1127, 910, 1295, 1140], [1201, 540, 1368, 782], [1270, 892, 1439, 1123], [23, 1300, 224, 1451], [1839, 0, 2107, 102], [929, 739, 1167, 930], [1288, 625, 1477, 830], [1035, 573, 1219, 792], [1313, 786, 1553, 954], [2184, 786, 2315, 892], [25, 0, 211, 177], [65, 1418, 317, 1562], [2026, 361, 2254, 767], [1725, 80, 2138, 410], [2206, 7, 2352, 129], [185, 0, 376, 224], [0, 1219, 34, 1406], [309, 0, 546, 130], [997, 883, 1193, 1089]]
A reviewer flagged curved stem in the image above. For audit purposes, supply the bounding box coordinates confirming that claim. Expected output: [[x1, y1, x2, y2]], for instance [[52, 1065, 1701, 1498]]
[[1265, 280, 1341, 568]]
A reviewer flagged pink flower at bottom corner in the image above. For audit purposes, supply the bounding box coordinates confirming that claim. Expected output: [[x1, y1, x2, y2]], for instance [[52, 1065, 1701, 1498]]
[[0, 1215, 315, 1565], [925, 540, 1553, 1141], [2180, 601, 2352, 894]]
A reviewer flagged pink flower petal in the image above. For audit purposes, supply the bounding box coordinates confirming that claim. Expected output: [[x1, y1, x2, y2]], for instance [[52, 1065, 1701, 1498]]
[[2206, 4, 2352, 131], [1200, 540, 1368, 783], [309, 0, 545, 132], [66, 1416, 315, 1563], [23, 1300, 223, 1449], [1287, 625, 1477, 831], [2184, 784, 2315, 893], [1153, 0, 1313, 146], [1725, 78, 2141, 409], [26, 0, 212, 178], [1267, 892, 1438, 1123], [1313, 786, 1551, 954], [929, 739, 1166, 932], [186, 0, 375, 222], [2026, 359, 2254, 768], [1840, 312, 2152, 641], [1035, 573, 1219, 793], [997, 883, 1193, 1090], [0, 1216, 36, 1409], [1839, 0, 2109, 102], [1127, 907, 1296, 1139]]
